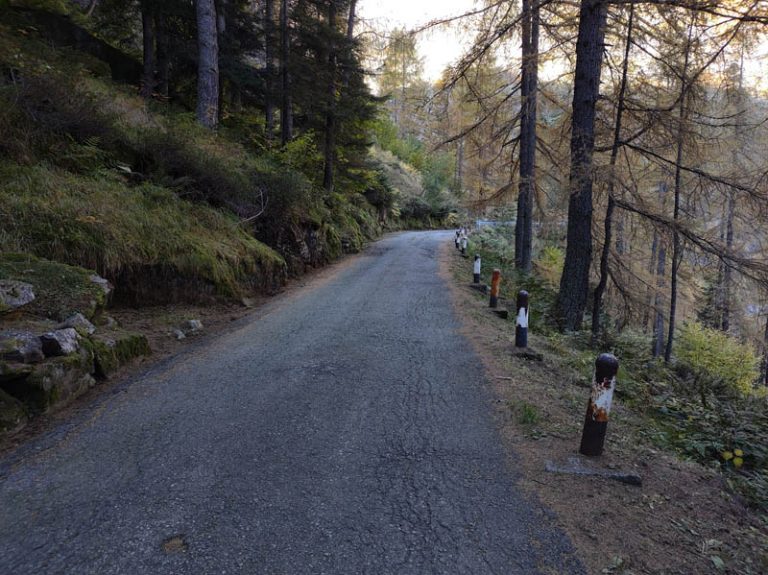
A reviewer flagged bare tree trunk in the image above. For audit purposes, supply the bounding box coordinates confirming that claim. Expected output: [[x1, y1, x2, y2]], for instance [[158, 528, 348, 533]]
[[664, 15, 696, 362], [721, 190, 735, 331], [280, 0, 293, 144], [216, 0, 227, 123], [643, 230, 658, 332], [140, 1, 156, 99], [196, 0, 219, 129], [322, 0, 338, 193], [515, 0, 539, 273], [556, 0, 608, 331], [265, 0, 276, 141], [591, 4, 635, 340], [653, 238, 667, 358]]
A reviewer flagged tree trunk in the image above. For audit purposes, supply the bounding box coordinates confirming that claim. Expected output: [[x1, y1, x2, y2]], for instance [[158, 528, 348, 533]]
[[515, 0, 539, 273], [653, 239, 667, 358], [217, 0, 227, 123], [591, 4, 634, 340], [265, 0, 276, 141], [156, 11, 170, 98], [664, 15, 695, 362], [196, 0, 220, 129], [556, 0, 608, 331], [280, 0, 293, 144], [322, 0, 338, 193], [140, 2, 156, 99], [721, 190, 735, 331]]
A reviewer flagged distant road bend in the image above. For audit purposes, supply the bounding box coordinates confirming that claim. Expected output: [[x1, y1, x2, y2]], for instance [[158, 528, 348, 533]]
[[0, 231, 583, 574]]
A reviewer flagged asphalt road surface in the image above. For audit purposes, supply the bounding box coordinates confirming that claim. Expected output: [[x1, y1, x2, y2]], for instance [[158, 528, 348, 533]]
[[0, 231, 583, 575]]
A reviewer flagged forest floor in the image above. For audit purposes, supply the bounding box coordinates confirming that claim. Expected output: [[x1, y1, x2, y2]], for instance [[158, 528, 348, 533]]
[[441, 242, 768, 575]]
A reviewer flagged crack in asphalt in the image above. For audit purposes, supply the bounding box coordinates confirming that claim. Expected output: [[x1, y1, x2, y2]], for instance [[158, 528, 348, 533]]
[[0, 231, 584, 574]]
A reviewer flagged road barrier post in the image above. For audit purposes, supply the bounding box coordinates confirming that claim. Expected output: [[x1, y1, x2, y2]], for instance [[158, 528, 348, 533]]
[[473, 255, 481, 283], [489, 269, 501, 308], [515, 290, 529, 347], [579, 353, 619, 456], [461, 236, 468, 256], [455, 231, 460, 249]]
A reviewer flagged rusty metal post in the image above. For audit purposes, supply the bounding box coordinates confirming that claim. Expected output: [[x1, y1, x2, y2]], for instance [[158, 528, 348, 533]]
[[515, 290, 529, 347], [473, 255, 481, 283], [579, 353, 619, 456], [489, 269, 501, 308]]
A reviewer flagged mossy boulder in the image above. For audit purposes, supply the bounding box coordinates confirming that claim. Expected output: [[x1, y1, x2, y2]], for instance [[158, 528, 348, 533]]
[[0, 361, 35, 383], [90, 331, 151, 379], [0, 346, 95, 413], [0, 253, 109, 321], [0, 388, 27, 433]]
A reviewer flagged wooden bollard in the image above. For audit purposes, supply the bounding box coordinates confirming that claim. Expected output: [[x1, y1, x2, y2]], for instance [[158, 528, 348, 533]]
[[579, 353, 619, 456], [489, 269, 501, 308], [515, 290, 529, 347], [473, 255, 481, 283]]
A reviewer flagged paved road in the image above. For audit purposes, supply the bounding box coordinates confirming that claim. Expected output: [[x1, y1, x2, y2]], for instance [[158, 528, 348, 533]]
[[0, 232, 583, 575]]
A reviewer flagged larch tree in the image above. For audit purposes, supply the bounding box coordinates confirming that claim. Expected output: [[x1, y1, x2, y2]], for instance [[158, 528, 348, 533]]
[[556, 0, 608, 332], [515, 0, 539, 273]]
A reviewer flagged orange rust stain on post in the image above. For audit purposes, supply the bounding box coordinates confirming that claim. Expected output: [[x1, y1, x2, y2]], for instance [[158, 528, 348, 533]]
[[489, 269, 501, 308]]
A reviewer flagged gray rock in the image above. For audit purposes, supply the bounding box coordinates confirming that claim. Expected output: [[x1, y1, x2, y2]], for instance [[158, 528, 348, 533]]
[[0, 280, 35, 313], [183, 319, 203, 334], [89, 274, 113, 298], [172, 329, 186, 341], [40, 328, 80, 357], [58, 313, 96, 335], [0, 332, 45, 364]]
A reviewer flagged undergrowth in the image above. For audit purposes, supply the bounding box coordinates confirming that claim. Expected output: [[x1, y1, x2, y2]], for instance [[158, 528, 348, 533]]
[[466, 224, 768, 511]]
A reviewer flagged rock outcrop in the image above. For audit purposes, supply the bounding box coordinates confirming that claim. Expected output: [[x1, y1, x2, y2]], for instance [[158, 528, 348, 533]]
[[0, 332, 45, 364], [0, 280, 35, 313]]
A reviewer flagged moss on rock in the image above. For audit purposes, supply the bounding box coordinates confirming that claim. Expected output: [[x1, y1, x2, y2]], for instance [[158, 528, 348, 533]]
[[0, 253, 107, 321], [90, 331, 150, 379], [1, 347, 95, 413], [0, 388, 27, 433]]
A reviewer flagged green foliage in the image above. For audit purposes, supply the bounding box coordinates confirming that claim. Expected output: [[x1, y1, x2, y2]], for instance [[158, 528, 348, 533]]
[[0, 163, 285, 302], [0, 253, 107, 320], [534, 246, 565, 288], [676, 322, 760, 402]]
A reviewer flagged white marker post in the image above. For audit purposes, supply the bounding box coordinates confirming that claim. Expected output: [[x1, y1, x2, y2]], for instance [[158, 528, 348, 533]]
[[515, 290, 529, 348]]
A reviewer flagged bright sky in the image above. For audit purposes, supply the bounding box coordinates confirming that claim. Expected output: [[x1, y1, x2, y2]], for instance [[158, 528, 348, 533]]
[[357, 0, 477, 83]]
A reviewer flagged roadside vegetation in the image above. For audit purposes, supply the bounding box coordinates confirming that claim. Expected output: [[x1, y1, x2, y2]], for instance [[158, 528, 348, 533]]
[[467, 223, 768, 512]]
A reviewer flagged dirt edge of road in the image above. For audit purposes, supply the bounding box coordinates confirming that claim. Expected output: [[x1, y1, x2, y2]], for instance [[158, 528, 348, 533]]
[[439, 241, 767, 575]]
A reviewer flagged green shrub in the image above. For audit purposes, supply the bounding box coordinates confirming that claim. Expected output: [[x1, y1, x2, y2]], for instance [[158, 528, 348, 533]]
[[675, 322, 760, 403], [534, 245, 564, 288]]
